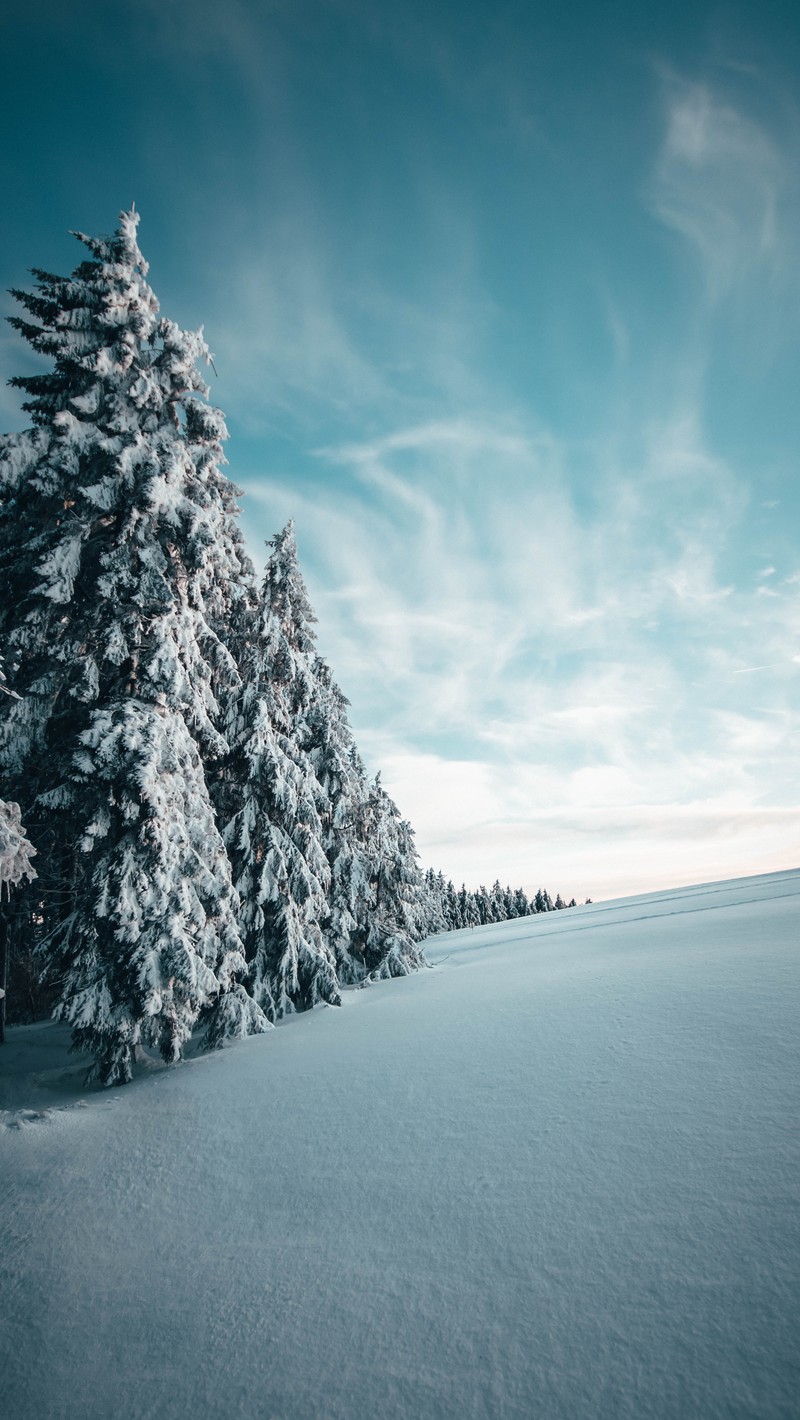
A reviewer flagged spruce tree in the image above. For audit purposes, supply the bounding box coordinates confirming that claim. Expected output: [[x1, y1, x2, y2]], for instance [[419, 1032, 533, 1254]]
[[445, 879, 461, 929], [0, 209, 262, 1082], [421, 866, 448, 935], [513, 886, 530, 918], [349, 774, 427, 979], [306, 658, 371, 984], [223, 524, 340, 1018], [488, 879, 503, 922], [306, 658, 429, 982]]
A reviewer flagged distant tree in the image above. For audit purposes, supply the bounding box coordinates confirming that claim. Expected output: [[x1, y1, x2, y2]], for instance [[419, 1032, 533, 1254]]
[[513, 887, 530, 918], [445, 879, 461, 930], [475, 884, 491, 925], [459, 884, 481, 930], [503, 885, 519, 919], [421, 867, 448, 936], [490, 879, 506, 922]]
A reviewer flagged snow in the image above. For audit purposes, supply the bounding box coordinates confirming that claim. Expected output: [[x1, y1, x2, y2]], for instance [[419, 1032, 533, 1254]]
[[1, 867, 798, 1419]]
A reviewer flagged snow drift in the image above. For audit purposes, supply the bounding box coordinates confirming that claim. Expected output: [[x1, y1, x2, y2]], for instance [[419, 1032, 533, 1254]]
[[1, 868, 798, 1419]]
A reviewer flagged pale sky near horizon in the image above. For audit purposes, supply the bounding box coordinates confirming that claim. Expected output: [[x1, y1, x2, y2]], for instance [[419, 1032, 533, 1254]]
[[1, 0, 799, 901]]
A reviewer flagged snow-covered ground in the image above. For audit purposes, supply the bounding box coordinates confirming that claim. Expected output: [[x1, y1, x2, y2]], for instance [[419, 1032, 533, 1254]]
[[2, 868, 798, 1419]]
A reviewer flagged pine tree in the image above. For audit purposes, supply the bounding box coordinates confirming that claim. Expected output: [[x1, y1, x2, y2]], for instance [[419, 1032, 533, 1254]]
[[223, 524, 340, 1018], [421, 867, 448, 935], [0, 209, 262, 1081], [490, 879, 506, 922], [350, 774, 427, 979], [513, 887, 529, 917], [305, 658, 368, 983], [63, 700, 262, 1082], [458, 884, 480, 930], [305, 657, 428, 982], [445, 879, 461, 930], [475, 885, 491, 925]]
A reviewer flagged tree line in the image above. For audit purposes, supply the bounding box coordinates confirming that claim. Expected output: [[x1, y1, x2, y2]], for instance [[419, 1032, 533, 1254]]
[[0, 210, 573, 1083]]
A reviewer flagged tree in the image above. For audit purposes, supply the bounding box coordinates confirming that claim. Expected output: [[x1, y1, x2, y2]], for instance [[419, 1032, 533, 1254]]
[[349, 774, 427, 979], [421, 867, 448, 935], [61, 700, 263, 1082], [513, 886, 530, 918], [223, 525, 339, 1018], [0, 789, 37, 1045], [459, 883, 481, 930], [444, 879, 461, 930], [0, 208, 262, 1082], [490, 879, 506, 922]]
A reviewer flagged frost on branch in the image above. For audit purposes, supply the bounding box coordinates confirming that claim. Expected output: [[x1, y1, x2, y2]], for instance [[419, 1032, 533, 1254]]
[[0, 800, 37, 894]]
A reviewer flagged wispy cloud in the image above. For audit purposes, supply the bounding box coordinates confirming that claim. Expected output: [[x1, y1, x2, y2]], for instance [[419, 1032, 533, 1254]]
[[649, 71, 794, 303], [241, 401, 800, 897]]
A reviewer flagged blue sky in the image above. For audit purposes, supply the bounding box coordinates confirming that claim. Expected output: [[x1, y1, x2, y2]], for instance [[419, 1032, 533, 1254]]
[[2, 0, 799, 899]]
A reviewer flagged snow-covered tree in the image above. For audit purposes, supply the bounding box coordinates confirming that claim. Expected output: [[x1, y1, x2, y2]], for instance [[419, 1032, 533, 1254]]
[[421, 867, 448, 936], [513, 886, 530, 918], [306, 659, 370, 983], [59, 701, 262, 1083], [444, 879, 461, 930], [458, 884, 480, 930], [345, 773, 427, 980], [490, 879, 505, 922], [223, 525, 339, 1018], [0, 209, 261, 1081]]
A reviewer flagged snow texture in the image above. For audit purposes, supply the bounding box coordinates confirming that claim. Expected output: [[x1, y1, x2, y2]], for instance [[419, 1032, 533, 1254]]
[[0, 799, 36, 890], [1, 868, 798, 1419]]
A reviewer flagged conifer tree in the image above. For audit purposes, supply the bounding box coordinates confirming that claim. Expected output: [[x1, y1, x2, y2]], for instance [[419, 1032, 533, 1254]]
[[305, 655, 429, 982], [421, 867, 448, 935], [458, 884, 480, 930], [445, 879, 461, 929], [501, 885, 517, 919], [0, 209, 261, 1081], [223, 524, 340, 1018], [490, 879, 506, 922], [348, 773, 427, 978], [513, 887, 530, 918], [306, 660, 372, 983]]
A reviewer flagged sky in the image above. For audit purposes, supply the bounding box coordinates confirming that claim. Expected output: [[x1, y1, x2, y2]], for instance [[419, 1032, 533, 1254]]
[[1, 0, 799, 901]]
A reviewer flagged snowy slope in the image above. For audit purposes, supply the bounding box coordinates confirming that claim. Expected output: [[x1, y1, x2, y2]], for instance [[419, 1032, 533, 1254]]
[[2, 869, 798, 1420]]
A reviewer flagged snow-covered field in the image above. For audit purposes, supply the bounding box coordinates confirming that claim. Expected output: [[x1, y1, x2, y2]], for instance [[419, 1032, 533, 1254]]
[[2, 868, 798, 1419]]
